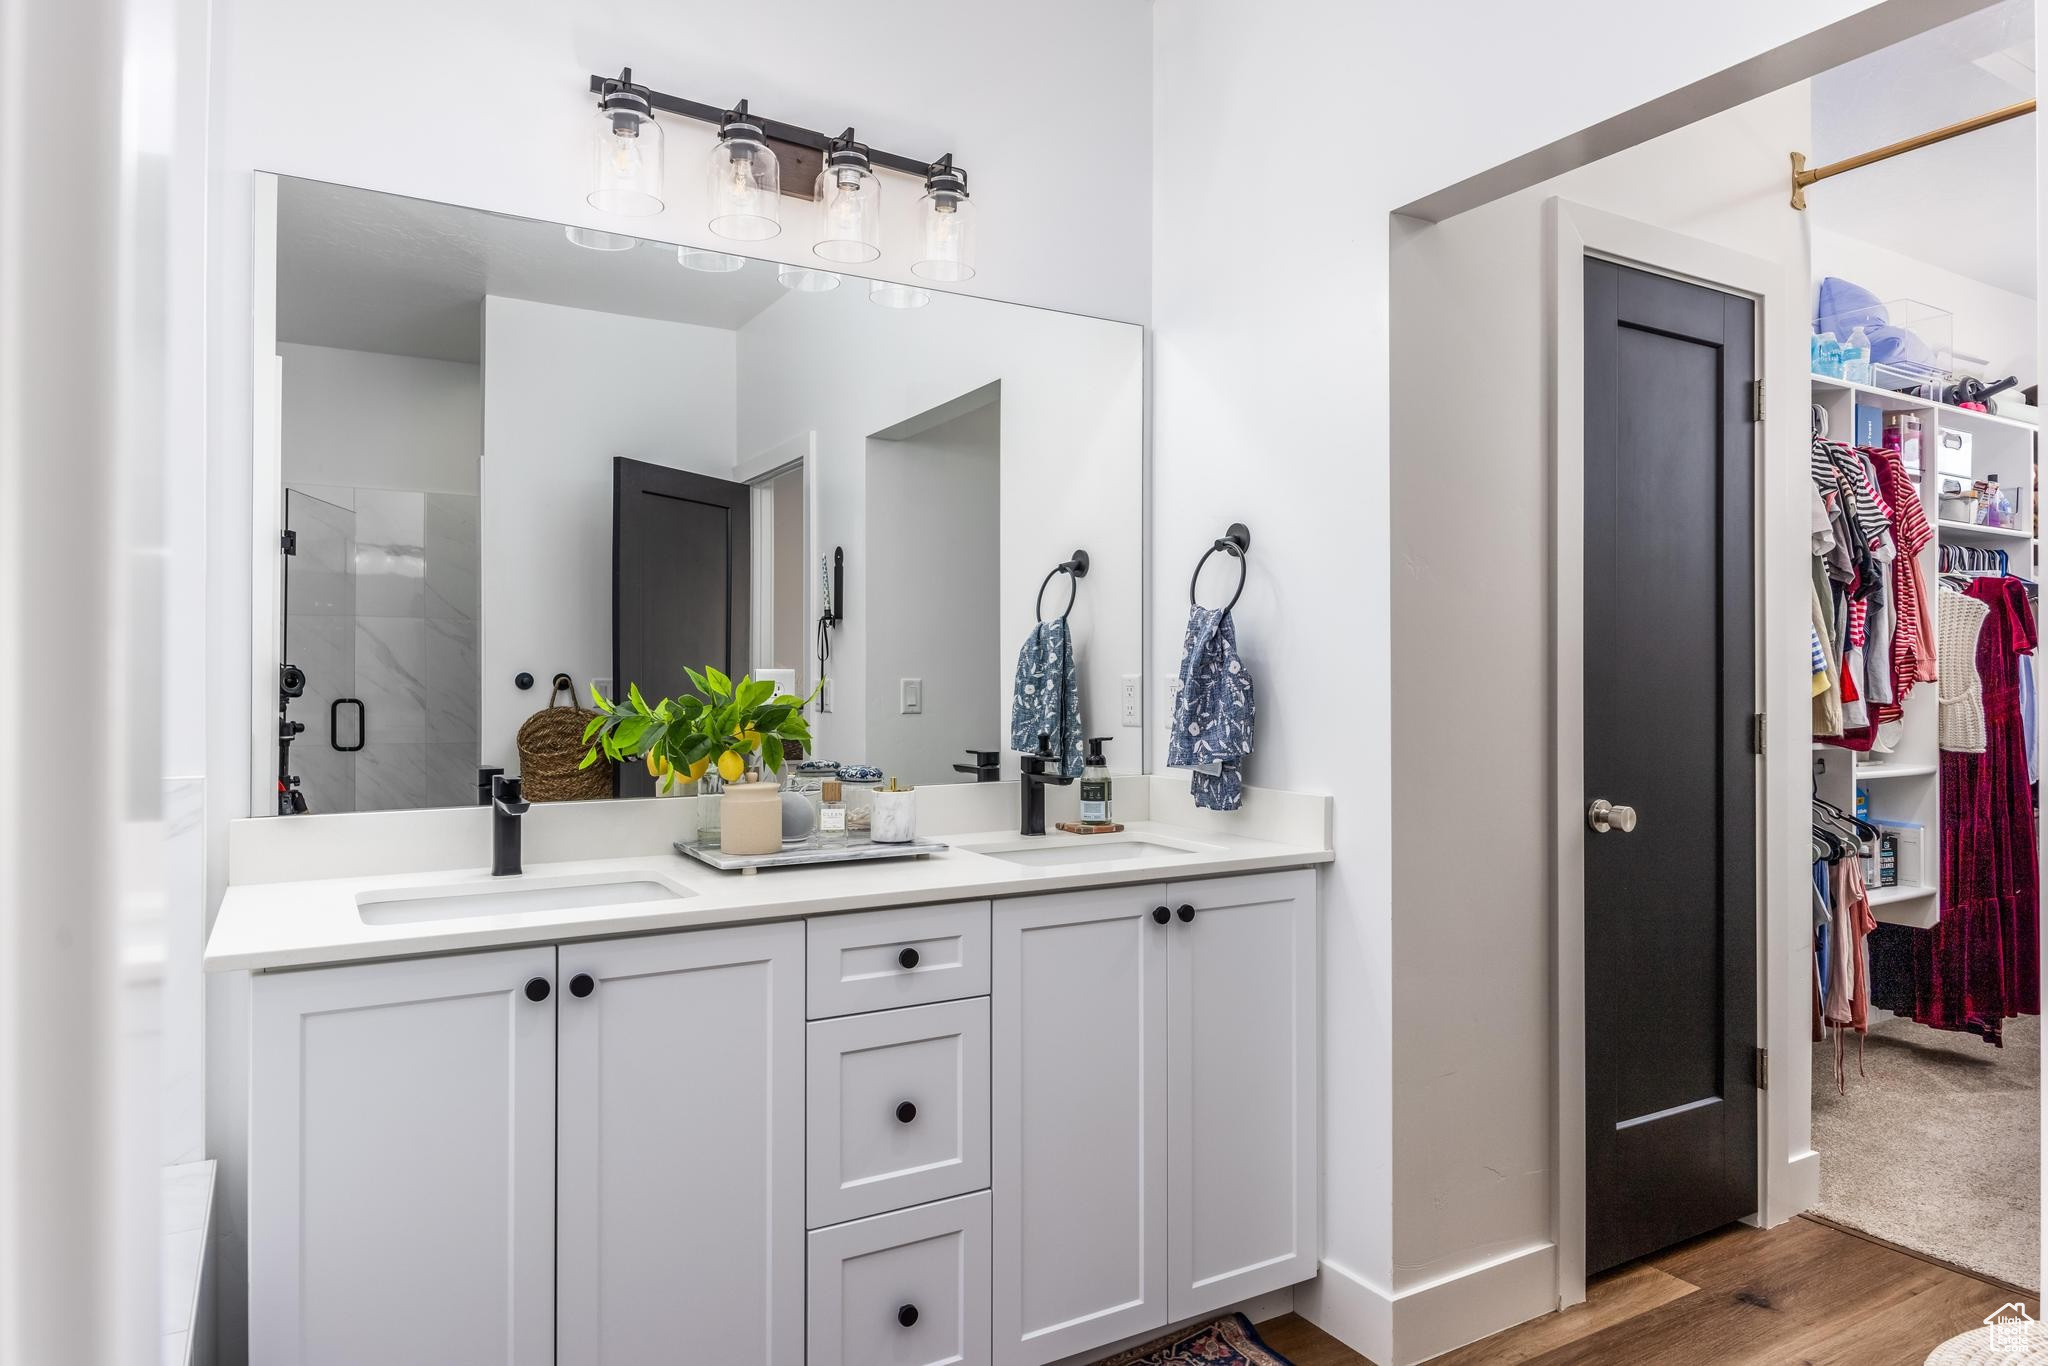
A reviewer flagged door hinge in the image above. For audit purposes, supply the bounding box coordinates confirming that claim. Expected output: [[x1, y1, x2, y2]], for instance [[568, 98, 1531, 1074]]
[[1750, 712, 1766, 756], [1750, 379, 1764, 423], [1755, 1045, 1770, 1090], [280, 529, 298, 556]]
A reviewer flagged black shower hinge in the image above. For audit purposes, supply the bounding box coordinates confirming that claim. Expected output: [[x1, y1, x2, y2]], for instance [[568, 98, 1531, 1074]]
[[280, 529, 297, 556], [1750, 379, 1764, 423], [1755, 1045, 1769, 1090], [1750, 712, 1766, 756]]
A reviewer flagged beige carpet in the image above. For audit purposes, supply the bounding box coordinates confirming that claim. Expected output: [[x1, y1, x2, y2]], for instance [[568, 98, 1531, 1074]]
[[1812, 1012, 2039, 1291]]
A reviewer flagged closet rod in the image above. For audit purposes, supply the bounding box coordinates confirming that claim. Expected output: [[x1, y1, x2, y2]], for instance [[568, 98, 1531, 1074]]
[[1790, 99, 2034, 209]]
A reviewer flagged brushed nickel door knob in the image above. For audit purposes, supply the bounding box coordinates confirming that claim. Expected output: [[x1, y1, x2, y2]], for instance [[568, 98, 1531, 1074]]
[[1588, 799, 1638, 834]]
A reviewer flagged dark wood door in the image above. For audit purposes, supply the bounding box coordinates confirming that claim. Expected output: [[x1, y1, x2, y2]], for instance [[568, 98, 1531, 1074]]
[[1583, 259, 1757, 1274], [612, 458, 751, 798]]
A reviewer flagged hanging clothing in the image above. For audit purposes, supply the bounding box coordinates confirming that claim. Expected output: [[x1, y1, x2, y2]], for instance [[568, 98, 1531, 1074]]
[[1936, 588, 1989, 753], [1875, 577, 2039, 1046], [1010, 617, 1083, 777], [1167, 605, 1254, 811]]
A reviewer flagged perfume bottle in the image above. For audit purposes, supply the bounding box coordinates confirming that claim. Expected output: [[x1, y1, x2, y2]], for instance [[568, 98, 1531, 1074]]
[[817, 779, 847, 845]]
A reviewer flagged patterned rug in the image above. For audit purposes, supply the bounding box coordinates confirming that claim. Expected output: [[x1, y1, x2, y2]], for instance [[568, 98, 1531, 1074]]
[[1095, 1313, 1295, 1365]]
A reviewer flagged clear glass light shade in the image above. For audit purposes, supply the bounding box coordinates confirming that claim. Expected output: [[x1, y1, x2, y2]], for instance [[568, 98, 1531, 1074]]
[[911, 189, 975, 282], [813, 164, 881, 264], [707, 127, 782, 240], [678, 246, 744, 272], [778, 265, 841, 293], [587, 104, 665, 216], [565, 225, 639, 252], [868, 279, 931, 309]]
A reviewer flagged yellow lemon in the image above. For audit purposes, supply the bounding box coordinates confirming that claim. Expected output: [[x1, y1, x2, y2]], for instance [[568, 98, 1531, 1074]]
[[685, 756, 711, 783], [716, 750, 746, 782], [645, 752, 672, 779]]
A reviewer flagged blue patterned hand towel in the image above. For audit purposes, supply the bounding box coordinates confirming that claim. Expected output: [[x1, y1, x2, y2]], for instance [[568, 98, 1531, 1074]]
[[1168, 606, 1253, 811], [1011, 617, 1084, 777]]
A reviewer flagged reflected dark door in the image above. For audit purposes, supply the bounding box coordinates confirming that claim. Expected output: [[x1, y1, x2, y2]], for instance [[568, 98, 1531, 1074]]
[[1583, 259, 1757, 1274], [612, 458, 751, 798]]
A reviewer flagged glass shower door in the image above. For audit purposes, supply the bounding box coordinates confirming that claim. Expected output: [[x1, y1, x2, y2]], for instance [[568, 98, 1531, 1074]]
[[284, 489, 359, 813]]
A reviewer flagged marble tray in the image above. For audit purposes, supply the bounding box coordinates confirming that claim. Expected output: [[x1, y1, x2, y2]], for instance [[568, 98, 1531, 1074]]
[[675, 835, 949, 873]]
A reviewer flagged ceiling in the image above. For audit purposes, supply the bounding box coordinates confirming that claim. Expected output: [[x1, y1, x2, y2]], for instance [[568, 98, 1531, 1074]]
[[1810, 0, 2036, 298], [276, 178, 791, 363]]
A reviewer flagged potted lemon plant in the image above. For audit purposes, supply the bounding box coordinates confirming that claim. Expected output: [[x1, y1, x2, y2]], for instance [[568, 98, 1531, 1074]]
[[581, 667, 816, 854]]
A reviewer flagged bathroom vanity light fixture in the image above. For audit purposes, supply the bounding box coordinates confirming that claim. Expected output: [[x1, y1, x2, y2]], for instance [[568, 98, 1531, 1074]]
[[587, 68, 665, 216], [813, 130, 881, 264], [868, 280, 931, 310], [583, 69, 972, 265], [565, 225, 639, 252], [910, 155, 974, 282], [678, 245, 743, 272]]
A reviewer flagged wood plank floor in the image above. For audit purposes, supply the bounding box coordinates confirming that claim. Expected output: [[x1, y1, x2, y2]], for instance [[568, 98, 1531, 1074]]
[[1250, 1216, 2038, 1365]]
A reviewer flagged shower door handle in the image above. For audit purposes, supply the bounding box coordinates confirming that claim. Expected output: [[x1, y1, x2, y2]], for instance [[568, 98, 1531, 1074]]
[[1587, 798, 1636, 834], [331, 698, 365, 752]]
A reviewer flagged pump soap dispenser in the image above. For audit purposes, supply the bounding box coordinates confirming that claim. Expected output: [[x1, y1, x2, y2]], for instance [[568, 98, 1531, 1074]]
[[1059, 737, 1122, 834]]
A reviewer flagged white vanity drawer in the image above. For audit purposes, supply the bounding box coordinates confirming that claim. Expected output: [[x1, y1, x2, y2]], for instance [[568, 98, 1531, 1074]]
[[808, 1191, 991, 1366], [807, 902, 990, 1019], [807, 998, 991, 1228]]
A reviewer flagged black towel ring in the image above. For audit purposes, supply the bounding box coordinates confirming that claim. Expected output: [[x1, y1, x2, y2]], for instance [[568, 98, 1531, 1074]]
[[1189, 523, 1251, 612], [1035, 549, 1090, 623]]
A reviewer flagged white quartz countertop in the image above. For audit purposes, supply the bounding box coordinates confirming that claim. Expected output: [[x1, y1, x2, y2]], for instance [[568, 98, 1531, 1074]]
[[205, 820, 1331, 973]]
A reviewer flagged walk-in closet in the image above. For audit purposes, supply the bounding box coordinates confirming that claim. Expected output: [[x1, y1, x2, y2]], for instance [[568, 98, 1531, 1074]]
[[1807, 0, 2040, 1294]]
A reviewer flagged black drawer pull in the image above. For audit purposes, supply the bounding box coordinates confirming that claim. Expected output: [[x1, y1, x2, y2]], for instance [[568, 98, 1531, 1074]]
[[897, 946, 919, 969], [1176, 904, 1195, 923], [569, 973, 594, 998], [896, 1101, 917, 1124], [524, 977, 550, 1002], [897, 1304, 919, 1328], [1151, 906, 1169, 924]]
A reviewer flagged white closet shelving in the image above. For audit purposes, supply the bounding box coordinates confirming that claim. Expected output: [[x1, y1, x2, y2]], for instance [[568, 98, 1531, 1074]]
[[1810, 374, 2038, 928]]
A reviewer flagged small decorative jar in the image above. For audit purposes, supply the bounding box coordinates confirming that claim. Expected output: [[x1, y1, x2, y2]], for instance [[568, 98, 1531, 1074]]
[[870, 784, 917, 843], [720, 779, 784, 856]]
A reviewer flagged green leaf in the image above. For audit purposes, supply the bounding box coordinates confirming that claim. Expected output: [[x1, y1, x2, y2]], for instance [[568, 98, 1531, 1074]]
[[705, 665, 733, 698], [753, 704, 793, 732], [737, 678, 775, 712], [683, 665, 712, 698], [760, 734, 784, 773], [627, 682, 650, 716], [578, 748, 599, 770], [581, 715, 605, 743], [589, 684, 612, 711]]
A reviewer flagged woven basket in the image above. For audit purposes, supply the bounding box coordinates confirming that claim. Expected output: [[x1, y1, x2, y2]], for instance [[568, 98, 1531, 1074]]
[[517, 675, 614, 802]]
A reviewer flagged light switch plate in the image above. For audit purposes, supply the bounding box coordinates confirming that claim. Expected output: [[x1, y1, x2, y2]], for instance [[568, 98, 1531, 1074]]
[[900, 678, 923, 715], [1121, 674, 1142, 726]]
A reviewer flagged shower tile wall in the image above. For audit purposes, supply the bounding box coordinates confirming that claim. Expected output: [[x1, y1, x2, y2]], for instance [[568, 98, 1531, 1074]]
[[288, 484, 480, 813]]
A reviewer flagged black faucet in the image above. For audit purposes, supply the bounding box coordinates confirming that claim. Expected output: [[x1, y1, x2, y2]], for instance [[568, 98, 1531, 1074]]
[[1019, 735, 1073, 836], [491, 774, 530, 876], [953, 748, 1002, 782]]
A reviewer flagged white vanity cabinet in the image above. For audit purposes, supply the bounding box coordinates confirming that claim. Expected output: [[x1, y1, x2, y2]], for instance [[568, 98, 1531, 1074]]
[[249, 946, 559, 1366], [991, 869, 1318, 1366], [557, 922, 806, 1366]]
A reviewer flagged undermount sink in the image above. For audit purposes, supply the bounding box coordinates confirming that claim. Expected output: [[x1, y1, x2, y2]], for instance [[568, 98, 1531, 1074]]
[[974, 835, 1212, 868], [357, 872, 696, 925]]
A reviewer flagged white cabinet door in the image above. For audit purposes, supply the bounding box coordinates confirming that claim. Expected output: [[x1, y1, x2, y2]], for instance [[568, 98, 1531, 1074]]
[[992, 884, 1169, 1366], [249, 947, 557, 1366], [556, 921, 805, 1366], [1164, 870, 1319, 1320]]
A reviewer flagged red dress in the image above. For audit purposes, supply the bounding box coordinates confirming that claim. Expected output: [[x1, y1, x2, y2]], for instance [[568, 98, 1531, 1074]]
[[1904, 577, 2040, 1045]]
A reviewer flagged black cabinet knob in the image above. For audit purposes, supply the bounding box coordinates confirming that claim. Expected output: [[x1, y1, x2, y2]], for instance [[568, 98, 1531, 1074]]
[[1151, 906, 1170, 924], [897, 1304, 919, 1328], [897, 946, 920, 969], [524, 977, 551, 1002], [896, 1100, 917, 1124], [569, 973, 595, 998], [1176, 904, 1194, 923]]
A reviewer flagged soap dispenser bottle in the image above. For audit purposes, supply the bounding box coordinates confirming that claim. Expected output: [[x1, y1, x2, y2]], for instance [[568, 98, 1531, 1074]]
[[1079, 737, 1113, 826]]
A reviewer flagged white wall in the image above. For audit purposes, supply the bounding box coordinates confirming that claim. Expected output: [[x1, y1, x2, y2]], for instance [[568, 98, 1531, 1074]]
[[1150, 4, 1912, 1363], [1810, 224, 2038, 379], [865, 401, 1002, 787], [480, 295, 737, 771], [735, 284, 1143, 776], [279, 344, 481, 494]]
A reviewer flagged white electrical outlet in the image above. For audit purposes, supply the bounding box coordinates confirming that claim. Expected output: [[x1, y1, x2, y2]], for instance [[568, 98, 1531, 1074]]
[[1121, 674, 1142, 727], [900, 678, 923, 715]]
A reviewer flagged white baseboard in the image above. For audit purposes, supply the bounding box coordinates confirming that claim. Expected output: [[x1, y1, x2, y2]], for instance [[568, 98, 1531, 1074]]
[[1296, 1243, 1558, 1366]]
